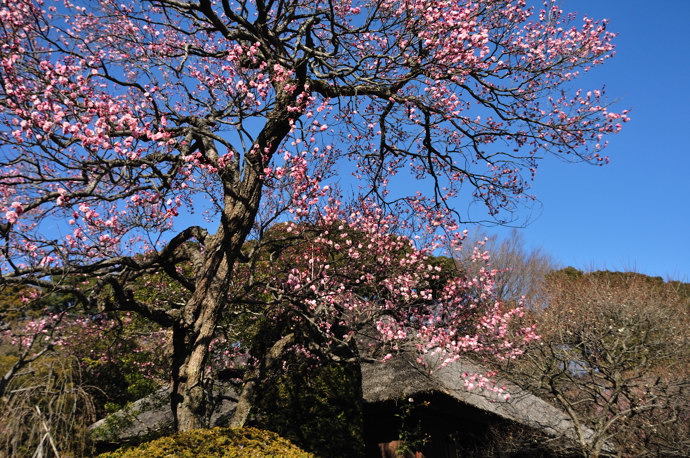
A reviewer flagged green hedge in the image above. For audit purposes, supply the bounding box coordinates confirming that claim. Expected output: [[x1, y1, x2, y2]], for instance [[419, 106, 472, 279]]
[[98, 427, 313, 458]]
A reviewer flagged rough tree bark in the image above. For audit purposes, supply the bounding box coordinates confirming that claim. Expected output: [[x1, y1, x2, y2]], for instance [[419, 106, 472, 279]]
[[169, 94, 299, 428]]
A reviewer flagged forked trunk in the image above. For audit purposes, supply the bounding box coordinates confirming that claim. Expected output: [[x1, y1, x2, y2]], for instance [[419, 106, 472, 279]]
[[167, 106, 291, 431]]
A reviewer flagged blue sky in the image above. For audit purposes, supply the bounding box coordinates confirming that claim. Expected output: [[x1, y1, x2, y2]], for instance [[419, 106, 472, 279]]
[[485, 0, 690, 280]]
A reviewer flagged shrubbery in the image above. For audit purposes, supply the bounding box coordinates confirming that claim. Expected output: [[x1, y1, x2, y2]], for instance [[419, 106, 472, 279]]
[[98, 427, 313, 458]]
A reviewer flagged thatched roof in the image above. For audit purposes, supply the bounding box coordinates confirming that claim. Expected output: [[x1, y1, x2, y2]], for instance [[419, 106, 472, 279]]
[[361, 350, 592, 442]]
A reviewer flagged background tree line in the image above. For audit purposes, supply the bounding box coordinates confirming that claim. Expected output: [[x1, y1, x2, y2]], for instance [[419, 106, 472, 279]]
[[458, 229, 690, 457]]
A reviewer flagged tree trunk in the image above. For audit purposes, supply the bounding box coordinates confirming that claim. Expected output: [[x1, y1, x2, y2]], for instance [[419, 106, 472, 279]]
[[242, 319, 366, 457], [171, 307, 221, 431], [228, 333, 296, 428], [170, 232, 232, 431], [167, 95, 295, 431], [169, 176, 267, 430]]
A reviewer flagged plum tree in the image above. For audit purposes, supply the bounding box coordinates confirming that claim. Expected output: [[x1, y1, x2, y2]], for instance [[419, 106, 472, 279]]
[[0, 0, 625, 430]]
